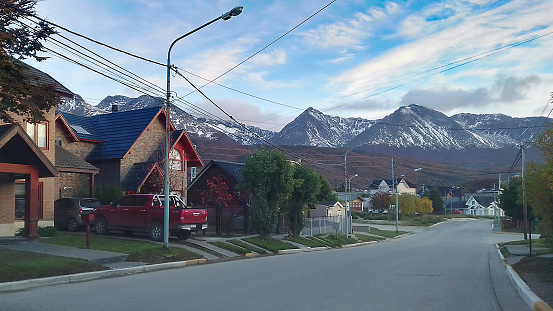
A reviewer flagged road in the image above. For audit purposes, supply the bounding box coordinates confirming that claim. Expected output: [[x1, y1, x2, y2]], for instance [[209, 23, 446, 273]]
[[0, 219, 530, 311]]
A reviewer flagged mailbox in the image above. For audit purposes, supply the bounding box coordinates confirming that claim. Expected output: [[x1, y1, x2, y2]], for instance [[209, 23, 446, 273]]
[[81, 213, 94, 222]]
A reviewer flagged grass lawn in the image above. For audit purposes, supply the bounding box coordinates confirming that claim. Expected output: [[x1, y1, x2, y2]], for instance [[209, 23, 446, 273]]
[[209, 241, 250, 255], [227, 239, 267, 254], [315, 234, 358, 247], [285, 236, 328, 248], [0, 248, 107, 283], [243, 237, 298, 253], [41, 232, 203, 264]]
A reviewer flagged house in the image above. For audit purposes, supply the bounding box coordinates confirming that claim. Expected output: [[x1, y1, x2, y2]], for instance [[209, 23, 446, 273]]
[[56, 106, 203, 201], [350, 196, 364, 212], [462, 195, 504, 217], [308, 201, 344, 218], [0, 64, 73, 237], [369, 179, 417, 195], [187, 160, 246, 207]]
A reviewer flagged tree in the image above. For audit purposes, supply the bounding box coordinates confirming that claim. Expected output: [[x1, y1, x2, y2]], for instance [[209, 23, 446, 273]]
[[1, 0, 60, 123], [499, 178, 523, 221], [526, 124, 553, 244], [201, 175, 235, 206], [427, 187, 444, 214], [371, 192, 391, 212], [239, 149, 293, 238], [284, 165, 321, 237], [316, 174, 337, 201]]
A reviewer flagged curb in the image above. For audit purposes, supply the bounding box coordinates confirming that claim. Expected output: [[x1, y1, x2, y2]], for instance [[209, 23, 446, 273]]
[[278, 246, 330, 254], [0, 258, 207, 293], [496, 244, 552, 311]]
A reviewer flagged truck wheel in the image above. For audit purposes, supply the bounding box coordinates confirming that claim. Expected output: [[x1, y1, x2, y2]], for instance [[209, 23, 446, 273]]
[[176, 231, 191, 240], [94, 216, 108, 235], [67, 218, 78, 232], [149, 221, 163, 242]]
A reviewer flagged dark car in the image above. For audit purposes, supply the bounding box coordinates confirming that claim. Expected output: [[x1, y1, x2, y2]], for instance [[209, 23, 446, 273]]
[[54, 198, 101, 231]]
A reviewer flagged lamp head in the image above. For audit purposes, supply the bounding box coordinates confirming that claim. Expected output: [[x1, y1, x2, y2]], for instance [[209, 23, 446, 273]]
[[222, 6, 243, 20]]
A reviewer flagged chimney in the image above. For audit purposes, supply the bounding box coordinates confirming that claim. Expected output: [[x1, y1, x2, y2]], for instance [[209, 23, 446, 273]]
[[112, 104, 118, 112]]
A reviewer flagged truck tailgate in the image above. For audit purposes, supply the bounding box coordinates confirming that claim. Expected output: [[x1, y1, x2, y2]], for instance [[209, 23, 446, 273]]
[[180, 209, 207, 224]]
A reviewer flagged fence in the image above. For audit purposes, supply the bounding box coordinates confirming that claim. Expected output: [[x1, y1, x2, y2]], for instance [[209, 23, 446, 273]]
[[301, 216, 345, 236], [203, 206, 250, 235]]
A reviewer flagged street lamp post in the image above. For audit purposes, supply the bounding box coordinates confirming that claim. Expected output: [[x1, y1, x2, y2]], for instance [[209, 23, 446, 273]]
[[346, 173, 358, 238], [163, 6, 243, 248]]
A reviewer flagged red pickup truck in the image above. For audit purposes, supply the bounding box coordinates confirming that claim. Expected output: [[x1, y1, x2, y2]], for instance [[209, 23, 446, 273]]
[[93, 194, 207, 241]]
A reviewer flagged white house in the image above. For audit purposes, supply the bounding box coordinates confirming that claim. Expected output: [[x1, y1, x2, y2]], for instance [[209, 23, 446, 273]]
[[308, 201, 345, 218], [463, 196, 504, 217], [369, 179, 417, 195]]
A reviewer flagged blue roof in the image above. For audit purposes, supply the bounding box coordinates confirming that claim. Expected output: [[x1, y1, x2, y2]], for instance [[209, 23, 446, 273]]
[[61, 107, 163, 160]]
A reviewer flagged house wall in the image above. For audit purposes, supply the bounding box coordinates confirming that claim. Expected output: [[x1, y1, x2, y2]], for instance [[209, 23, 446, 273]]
[[120, 117, 165, 189], [91, 160, 120, 186], [58, 171, 92, 198], [0, 174, 16, 236], [55, 125, 96, 159]]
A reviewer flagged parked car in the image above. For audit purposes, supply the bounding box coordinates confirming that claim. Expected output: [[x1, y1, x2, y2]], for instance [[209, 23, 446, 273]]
[[452, 210, 463, 214], [54, 198, 101, 231], [93, 194, 208, 241]]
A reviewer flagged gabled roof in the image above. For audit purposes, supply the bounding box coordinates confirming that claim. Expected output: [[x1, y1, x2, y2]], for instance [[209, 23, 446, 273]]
[[0, 123, 57, 178], [121, 162, 160, 192], [55, 147, 99, 172], [18, 61, 73, 97], [172, 129, 202, 167], [60, 107, 164, 160], [189, 160, 244, 189], [467, 195, 496, 207]]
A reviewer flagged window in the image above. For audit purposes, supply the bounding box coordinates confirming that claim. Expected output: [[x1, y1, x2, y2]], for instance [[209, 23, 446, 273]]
[[15, 181, 43, 219], [169, 149, 182, 171], [190, 167, 197, 181], [26, 122, 48, 149]]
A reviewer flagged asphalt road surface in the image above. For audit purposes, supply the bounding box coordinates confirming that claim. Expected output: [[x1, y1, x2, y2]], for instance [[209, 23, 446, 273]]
[[0, 219, 530, 311]]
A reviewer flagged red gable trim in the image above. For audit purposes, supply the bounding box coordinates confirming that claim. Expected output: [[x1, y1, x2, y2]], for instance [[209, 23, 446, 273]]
[[172, 129, 203, 167], [55, 114, 79, 142]]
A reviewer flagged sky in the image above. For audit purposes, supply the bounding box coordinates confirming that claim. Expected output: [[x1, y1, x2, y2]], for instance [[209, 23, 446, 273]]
[[23, 0, 553, 132]]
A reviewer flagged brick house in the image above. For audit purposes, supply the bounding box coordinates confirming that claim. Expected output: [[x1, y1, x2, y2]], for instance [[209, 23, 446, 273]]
[[0, 65, 73, 237], [56, 106, 202, 201]]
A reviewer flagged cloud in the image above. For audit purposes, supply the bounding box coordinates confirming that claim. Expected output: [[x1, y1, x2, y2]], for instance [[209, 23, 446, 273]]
[[401, 87, 492, 112], [243, 72, 303, 91], [197, 98, 285, 129], [400, 75, 543, 112], [250, 49, 287, 66], [492, 75, 542, 102]]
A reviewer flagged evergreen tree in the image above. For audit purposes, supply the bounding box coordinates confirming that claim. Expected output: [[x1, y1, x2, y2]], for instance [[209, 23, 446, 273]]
[[285, 165, 320, 237], [239, 149, 293, 238], [427, 187, 444, 214]]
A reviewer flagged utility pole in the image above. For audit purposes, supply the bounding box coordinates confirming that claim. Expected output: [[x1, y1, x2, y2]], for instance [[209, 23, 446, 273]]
[[521, 140, 528, 240]]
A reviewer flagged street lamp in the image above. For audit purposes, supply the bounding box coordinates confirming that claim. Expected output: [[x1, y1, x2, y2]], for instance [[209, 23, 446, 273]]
[[163, 6, 243, 248], [346, 173, 358, 239]]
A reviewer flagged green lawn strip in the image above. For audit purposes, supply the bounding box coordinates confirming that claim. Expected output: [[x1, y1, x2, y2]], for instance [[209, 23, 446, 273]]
[[315, 234, 358, 247], [227, 239, 267, 254], [367, 227, 408, 238], [40, 233, 202, 264], [208, 241, 249, 255], [243, 237, 298, 253], [355, 233, 385, 242], [0, 248, 107, 283], [305, 235, 334, 247], [285, 236, 328, 248]]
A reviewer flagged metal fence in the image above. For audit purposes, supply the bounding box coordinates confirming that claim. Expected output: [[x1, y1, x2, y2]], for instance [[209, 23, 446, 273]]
[[301, 216, 345, 236]]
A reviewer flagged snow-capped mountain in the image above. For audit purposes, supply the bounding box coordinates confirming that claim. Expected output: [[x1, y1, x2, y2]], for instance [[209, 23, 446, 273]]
[[270, 107, 375, 148], [57, 96, 549, 151], [57, 94, 106, 116], [57, 95, 275, 144]]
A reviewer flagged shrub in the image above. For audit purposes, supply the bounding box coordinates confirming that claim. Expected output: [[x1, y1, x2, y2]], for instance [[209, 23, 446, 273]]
[[15, 226, 57, 237]]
